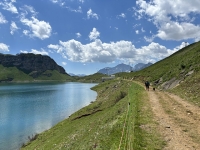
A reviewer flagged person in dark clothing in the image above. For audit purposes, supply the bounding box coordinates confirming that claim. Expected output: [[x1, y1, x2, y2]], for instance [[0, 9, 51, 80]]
[[145, 81, 150, 91]]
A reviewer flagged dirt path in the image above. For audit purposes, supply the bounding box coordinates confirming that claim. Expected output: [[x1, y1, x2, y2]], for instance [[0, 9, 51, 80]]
[[147, 89, 200, 150]]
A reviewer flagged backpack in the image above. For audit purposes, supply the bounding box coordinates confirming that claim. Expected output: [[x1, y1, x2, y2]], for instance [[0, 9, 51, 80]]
[[145, 81, 150, 86]]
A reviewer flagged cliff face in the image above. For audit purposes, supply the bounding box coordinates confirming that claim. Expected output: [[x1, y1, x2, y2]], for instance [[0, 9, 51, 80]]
[[0, 53, 67, 78]]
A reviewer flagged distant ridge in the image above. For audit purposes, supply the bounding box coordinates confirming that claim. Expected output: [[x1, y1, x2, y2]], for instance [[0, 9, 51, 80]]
[[97, 63, 152, 75], [69, 73, 86, 77]]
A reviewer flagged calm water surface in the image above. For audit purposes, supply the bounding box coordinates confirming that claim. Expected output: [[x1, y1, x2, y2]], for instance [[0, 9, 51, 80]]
[[0, 82, 97, 150]]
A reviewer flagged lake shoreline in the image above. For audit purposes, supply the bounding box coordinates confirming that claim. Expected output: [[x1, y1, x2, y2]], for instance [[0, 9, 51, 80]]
[[0, 82, 97, 150]]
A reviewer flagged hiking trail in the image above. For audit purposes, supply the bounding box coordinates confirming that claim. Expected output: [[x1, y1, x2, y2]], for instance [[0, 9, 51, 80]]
[[147, 88, 200, 150]]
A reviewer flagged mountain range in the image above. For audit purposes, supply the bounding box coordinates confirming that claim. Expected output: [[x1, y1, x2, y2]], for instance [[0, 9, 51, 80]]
[[97, 63, 152, 75]]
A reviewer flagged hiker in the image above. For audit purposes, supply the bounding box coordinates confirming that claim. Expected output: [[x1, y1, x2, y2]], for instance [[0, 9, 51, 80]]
[[145, 81, 150, 91]]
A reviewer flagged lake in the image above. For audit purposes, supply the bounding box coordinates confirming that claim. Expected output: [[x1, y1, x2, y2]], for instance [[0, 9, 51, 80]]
[[0, 82, 97, 150]]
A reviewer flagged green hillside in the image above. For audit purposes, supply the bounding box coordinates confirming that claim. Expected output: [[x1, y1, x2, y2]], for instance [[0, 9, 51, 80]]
[[75, 73, 106, 83], [0, 53, 73, 82], [119, 41, 200, 106], [0, 65, 73, 82], [0, 65, 33, 82], [35, 70, 73, 81]]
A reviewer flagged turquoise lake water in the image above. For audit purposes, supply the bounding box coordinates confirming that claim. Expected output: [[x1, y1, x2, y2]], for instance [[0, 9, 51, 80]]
[[0, 82, 97, 150]]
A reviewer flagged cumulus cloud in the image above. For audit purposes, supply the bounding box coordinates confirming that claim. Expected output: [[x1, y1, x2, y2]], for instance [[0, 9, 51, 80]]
[[89, 28, 100, 41], [0, 43, 9, 52], [20, 49, 49, 55], [157, 22, 200, 41], [0, 0, 18, 14], [0, 12, 8, 24], [10, 21, 19, 35], [135, 30, 139, 34], [23, 30, 30, 36], [87, 9, 99, 20], [48, 44, 60, 50], [144, 35, 155, 43], [62, 62, 67, 65], [47, 39, 182, 64], [136, 0, 200, 41], [76, 32, 81, 38], [20, 17, 52, 40]]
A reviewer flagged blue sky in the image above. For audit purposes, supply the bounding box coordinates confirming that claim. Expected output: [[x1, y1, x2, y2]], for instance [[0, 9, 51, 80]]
[[0, 0, 200, 75]]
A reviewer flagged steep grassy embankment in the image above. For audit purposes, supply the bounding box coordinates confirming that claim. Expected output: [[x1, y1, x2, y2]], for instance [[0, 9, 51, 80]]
[[21, 80, 164, 150]]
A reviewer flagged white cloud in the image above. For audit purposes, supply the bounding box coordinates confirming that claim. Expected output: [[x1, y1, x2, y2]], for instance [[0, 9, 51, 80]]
[[48, 44, 60, 50], [144, 35, 155, 43], [48, 39, 179, 64], [51, 0, 58, 3], [21, 49, 49, 55], [23, 30, 30, 36], [135, 30, 139, 34], [10, 21, 19, 35], [173, 42, 189, 52], [50, 0, 82, 12], [141, 27, 145, 32], [66, 6, 82, 13], [20, 50, 28, 53], [136, 0, 200, 41], [157, 22, 200, 41], [79, 0, 84, 3], [0, 12, 7, 24], [0, 43, 9, 52], [89, 28, 100, 41], [87, 9, 99, 20], [118, 13, 126, 18], [133, 24, 141, 28], [20, 17, 52, 40], [22, 5, 38, 17], [76, 32, 81, 38], [62, 62, 67, 65], [0, 0, 18, 14]]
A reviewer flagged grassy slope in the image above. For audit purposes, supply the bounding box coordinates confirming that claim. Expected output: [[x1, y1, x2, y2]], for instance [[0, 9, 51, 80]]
[[36, 70, 73, 81], [0, 64, 33, 81], [21, 80, 164, 150], [117, 41, 200, 106], [0, 65, 73, 82], [75, 73, 106, 83]]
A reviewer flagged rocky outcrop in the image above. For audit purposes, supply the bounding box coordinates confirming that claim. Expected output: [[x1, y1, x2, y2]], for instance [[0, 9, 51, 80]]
[[0, 53, 67, 78], [160, 77, 181, 90]]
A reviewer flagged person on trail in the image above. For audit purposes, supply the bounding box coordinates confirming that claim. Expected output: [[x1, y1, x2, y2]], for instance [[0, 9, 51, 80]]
[[145, 81, 150, 91]]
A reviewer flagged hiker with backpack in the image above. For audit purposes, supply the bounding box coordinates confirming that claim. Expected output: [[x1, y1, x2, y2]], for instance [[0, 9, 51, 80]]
[[145, 81, 150, 91]]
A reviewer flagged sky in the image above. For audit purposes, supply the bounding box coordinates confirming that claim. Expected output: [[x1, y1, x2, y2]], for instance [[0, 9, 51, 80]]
[[0, 0, 200, 75]]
